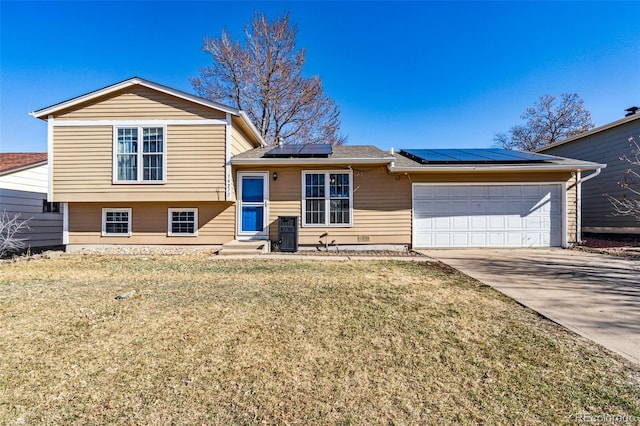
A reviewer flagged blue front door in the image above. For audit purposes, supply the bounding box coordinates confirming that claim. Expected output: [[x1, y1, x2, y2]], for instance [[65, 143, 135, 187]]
[[238, 172, 268, 238]]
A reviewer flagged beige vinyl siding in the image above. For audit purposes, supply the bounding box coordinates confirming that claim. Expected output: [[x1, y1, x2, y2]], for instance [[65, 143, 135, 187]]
[[68, 202, 235, 245], [237, 165, 412, 246], [237, 166, 578, 247], [231, 127, 256, 156], [54, 86, 225, 121], [52, 125, 227, 202], [228, 127, 257, 202]]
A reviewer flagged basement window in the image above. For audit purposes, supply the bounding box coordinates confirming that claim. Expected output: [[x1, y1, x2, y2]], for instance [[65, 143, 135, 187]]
[[168, 208, 198, 236], [102, 208, 131, 236]]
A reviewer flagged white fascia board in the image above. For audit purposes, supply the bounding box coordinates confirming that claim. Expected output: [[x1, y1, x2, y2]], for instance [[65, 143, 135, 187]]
[[388, 163, 606, 173], [231, 157, 396, 166], [238, 111, 267, 147], [30, 77, 240, 119], [52, 119, 226, 126]]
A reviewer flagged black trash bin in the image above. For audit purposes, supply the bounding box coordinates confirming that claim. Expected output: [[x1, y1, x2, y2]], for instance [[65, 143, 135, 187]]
[[278, 216, 298, 252]]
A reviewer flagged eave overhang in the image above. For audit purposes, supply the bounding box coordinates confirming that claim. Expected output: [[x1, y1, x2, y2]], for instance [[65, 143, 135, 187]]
[[231, 157, 396, 166], [387, 163, 607, 173]]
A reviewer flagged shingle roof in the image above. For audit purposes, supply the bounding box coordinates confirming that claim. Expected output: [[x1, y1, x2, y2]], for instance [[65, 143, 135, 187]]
[[0, 153, 48, 176], [392, 149, 602, 171], [232, 145, 394, 162]]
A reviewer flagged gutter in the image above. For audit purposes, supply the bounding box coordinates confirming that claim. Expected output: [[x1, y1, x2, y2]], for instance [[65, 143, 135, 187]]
[[387, 163, 606, 173], [575, 165, 605, 243]]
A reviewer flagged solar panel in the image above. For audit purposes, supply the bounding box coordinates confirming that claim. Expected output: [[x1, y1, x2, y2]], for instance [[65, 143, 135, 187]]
[[299, 144, 333, 156], [264, 144, 333, 158], [399, 148, 551, 164]]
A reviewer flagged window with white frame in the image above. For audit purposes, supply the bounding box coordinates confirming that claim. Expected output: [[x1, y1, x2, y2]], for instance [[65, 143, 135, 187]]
[[115, 126, 165, 182], [102, 208, 131, 236], [168, 208, 198, 236], [302, 171, 352, 226]]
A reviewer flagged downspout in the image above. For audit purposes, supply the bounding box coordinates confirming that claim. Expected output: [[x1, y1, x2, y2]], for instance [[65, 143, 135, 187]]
[[575, 167, 603, 243]]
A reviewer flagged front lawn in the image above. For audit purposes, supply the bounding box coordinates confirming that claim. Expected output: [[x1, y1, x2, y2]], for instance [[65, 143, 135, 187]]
[[0, 255, 638, 424]]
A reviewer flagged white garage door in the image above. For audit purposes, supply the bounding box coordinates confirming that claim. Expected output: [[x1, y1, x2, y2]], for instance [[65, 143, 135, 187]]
[[413, 184, 563, 248]]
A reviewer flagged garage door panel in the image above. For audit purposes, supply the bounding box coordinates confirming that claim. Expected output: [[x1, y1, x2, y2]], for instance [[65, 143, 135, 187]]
[[413, 184, 562, 248]]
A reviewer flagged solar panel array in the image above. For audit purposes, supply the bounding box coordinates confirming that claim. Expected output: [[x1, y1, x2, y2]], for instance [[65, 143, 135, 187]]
[[399, 148, 551, 164], [264, 144, 333, 158]]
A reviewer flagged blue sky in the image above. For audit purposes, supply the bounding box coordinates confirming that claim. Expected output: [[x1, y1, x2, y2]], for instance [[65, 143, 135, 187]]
[[1, 1, 639, 153]]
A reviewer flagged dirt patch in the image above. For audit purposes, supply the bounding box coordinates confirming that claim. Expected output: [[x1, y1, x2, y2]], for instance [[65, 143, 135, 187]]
[[576, 234, 640, 260]]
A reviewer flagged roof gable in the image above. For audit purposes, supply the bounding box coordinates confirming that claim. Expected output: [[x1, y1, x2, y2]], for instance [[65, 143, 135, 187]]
[[0, 153, 47, 176], [51, 85, 227, 121], [30, 77, 266, 147], [536, 113, 640, 152], [30, 77, 238, 119]]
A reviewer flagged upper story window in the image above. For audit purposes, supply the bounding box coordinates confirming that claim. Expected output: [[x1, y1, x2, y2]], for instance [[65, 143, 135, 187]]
[[302, 171, 352, 227], [115, 126, 165, 183]]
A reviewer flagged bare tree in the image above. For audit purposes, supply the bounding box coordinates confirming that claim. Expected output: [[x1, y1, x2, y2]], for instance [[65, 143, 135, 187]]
[[495, 94, 595, 151], [192, 12, 346, 146], [606, 135, 640, 220], [0, 211, 31, 257]]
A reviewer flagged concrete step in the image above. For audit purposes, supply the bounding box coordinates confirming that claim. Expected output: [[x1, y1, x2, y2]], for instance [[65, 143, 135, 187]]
[[218, 240, 270, 256]]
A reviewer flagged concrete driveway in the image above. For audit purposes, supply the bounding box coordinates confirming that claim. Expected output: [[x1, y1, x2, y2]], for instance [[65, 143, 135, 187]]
[[420, 248, 640, 365]]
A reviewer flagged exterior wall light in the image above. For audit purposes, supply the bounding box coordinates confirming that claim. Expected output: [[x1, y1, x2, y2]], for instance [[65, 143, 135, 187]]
[[273, 172, 278, 181]]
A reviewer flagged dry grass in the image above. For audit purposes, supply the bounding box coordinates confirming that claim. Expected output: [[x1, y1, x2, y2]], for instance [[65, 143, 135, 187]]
[[0, 255, 638, 425]]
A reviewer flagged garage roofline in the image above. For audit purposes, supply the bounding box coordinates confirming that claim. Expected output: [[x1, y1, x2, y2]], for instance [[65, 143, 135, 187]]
[[388, 164, 606, 173]]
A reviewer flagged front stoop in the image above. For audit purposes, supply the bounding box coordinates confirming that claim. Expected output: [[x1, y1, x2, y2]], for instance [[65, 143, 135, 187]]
[[217, 240, 270, 256]]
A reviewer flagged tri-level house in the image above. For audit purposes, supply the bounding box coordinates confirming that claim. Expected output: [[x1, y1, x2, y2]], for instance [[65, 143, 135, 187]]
[[31, 77, 603, 251]]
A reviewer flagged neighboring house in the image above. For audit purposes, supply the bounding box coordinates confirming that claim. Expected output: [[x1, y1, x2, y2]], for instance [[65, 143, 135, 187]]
[[0, 153, 63, 250], [30, 77, 602, 250], [537, 113, 640, 237]]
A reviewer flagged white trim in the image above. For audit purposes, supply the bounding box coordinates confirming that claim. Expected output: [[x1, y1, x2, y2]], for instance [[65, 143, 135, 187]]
[[102, 208, 132, 237], [238, 111, 267, 147], [29, 77, 266, 148], [301, 170, 353, 228], [232, 157, 395, 165], [47, 115, 54, 201], [411, 182, 566, 248], [225, 114, 232, 201], [30, 77, 239, 118], [112, 125, 167, 184], [167, 208, 199, 237], [389, 163, 604, 173], [236, 171, 269, 239], [52, 119, 226, 127], [576, 171, 582, 244], [62, 202, 69, 245], [561, 181, 568, 248]]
